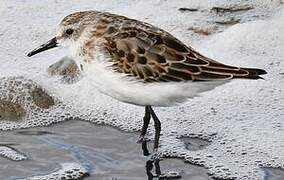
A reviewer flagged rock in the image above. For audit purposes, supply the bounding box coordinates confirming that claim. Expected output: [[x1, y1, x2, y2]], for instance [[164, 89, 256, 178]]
[[30, 87, 54, 109], [188, 25, 218, 36], [211, 5, 253, 14], [0, 100, 26, 121], [48, 56, 81, 84], [178, 7, 199, 12], [0, 77, 70, 130], [0, 77, 59, 125], [48, 56, 79, 76], [0, 77, 55, 121], [215, 17, 240, 25]]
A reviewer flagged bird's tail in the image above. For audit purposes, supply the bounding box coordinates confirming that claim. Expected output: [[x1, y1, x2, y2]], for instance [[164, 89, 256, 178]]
[[239, 67, 267, 79]]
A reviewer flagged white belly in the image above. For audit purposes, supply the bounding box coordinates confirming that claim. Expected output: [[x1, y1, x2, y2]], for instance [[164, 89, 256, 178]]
[[80, 60, 227, 107]]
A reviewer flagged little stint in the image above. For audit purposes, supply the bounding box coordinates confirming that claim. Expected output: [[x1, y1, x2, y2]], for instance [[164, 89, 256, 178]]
[[27, 10, 267, 152]]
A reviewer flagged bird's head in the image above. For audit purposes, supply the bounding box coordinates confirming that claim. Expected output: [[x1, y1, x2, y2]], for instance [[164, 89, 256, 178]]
[[27, 11, 99, 57]]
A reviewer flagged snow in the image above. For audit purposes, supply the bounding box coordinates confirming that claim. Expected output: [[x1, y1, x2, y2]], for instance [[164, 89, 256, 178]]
[[0, 0, 284, 179]]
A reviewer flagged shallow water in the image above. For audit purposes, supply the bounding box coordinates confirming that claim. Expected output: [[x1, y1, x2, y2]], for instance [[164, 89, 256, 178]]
[[0, 120, 215, 180], [0, 120, 283, 180]]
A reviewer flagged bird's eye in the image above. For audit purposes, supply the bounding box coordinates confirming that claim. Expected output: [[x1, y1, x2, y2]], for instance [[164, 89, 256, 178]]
[[65, 29, 74, 35]]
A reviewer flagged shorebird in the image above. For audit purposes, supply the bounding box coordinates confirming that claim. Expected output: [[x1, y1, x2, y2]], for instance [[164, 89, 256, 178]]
[[27, 11, 266, 152]]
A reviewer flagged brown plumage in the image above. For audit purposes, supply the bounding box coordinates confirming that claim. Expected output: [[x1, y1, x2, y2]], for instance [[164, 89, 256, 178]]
[[77, 11, 267, 83]]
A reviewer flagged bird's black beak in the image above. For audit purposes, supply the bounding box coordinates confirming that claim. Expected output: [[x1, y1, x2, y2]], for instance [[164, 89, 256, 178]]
[[27, 37, 58, 57]]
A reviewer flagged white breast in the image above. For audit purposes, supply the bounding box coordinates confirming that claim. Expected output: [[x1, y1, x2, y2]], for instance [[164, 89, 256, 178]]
[[78, 52, 228, 107]]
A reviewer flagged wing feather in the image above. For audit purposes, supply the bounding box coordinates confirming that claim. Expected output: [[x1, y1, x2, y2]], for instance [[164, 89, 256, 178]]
[[101, 24, 265, 82]]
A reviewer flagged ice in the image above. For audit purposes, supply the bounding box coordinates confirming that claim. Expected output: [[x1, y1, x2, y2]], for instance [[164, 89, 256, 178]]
[[0, 0, 284, 179]]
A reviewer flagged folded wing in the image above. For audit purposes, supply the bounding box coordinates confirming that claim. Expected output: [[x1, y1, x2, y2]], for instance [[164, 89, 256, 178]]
[[103, 27, 266, 83]]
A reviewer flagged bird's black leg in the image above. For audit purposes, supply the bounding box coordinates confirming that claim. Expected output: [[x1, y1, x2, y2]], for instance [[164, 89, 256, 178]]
[[141, 139, 150, 156], [148, 106, 161, 151], [138, 106, 151, 143]]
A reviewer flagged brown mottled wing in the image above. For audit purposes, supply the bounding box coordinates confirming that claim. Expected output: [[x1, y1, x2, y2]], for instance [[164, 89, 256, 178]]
[[103, 28, 264, 82]]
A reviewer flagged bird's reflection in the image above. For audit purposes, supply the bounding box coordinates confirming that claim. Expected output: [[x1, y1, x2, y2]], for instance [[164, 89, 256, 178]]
[[146, 159, 162, 179], [141, 140, 181, 180], [142, 140, 161, 179]]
